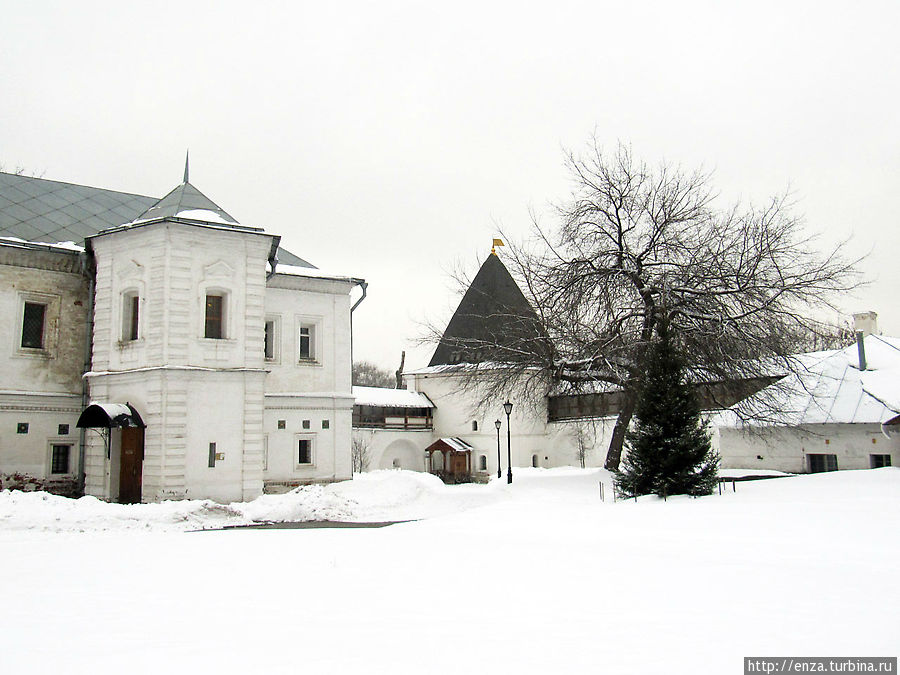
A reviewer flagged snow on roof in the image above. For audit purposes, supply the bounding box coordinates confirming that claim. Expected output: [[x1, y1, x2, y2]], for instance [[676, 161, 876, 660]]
[[0, 236, 84, 253], [436, 437, 475, 452], [404, 361, 531, 376], [175, 208, 239, 225], [270, 262, 363, 284], [352, 386, 434, 408], [91, 402, 133, 418], [719, 334, 900, 427]]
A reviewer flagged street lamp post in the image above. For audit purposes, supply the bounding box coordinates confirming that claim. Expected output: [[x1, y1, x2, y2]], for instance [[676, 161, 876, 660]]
[[494, 419, 502, 479], [503, 400, 513, 484]]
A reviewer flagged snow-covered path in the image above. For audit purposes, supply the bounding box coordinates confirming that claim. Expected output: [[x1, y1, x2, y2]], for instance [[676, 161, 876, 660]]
[[1, 468, 897, 674]]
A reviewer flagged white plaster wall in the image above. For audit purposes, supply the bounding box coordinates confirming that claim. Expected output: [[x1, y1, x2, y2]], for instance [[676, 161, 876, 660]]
[[90, 223, 273, 373], [353, 428, 431, 472], [719, 423, 899, 472], [263, 277, 353, 395], [0, 393, 81, 477], [407, 372, 602, 472], [263, 394, 354, 486], [0, 253, 88, 395]]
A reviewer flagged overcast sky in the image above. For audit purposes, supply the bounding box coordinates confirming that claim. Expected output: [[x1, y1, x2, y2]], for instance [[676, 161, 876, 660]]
[[3, 1, 898, 370]]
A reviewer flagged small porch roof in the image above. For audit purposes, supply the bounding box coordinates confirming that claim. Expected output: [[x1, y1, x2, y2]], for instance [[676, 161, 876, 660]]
[[76, 402, 146, 429], [425, 437, 475, 454]]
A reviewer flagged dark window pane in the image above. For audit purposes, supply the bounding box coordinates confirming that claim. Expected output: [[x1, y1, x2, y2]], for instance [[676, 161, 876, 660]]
[[51, 444, 70, 474], [129, 295, 140, 340], [299, 326, 311, 359], [298, 439, 312, 464], [21, 302, 45, 349], [205, 295, 223, 339], [264, 321, 274, 359]]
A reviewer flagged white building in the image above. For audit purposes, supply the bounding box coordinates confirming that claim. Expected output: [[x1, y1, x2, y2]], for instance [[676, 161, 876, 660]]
[[715, 324, 900, 473], [358, 253, 899, 477], [0, 167, 363, 502]]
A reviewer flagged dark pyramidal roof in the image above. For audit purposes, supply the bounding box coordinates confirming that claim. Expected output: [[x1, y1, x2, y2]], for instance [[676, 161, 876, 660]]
[[0, 171, 313, 267], [133, 180, 240, 225], [429, 253, 547, 367]]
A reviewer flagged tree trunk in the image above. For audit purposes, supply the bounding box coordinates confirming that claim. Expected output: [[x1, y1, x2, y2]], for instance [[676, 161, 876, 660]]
[[604, 390, 637, 471]]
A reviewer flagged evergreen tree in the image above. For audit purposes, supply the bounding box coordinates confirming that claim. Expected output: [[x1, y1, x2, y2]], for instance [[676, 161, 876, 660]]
[[615, 327, 719, 498]]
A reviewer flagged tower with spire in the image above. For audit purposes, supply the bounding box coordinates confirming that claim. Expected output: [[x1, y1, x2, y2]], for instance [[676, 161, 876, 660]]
[[429, 243, 547, 367]]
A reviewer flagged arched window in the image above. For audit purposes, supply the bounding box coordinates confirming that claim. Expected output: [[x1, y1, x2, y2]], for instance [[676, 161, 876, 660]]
[[532, 454, 539, 468], [472, 420, 478, 431], [479, 455, 487, 471]]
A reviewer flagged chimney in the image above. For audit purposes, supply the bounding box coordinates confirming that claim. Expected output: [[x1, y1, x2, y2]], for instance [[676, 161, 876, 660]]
[[853, 311, 878, 337], [856, 331, 867, 371]]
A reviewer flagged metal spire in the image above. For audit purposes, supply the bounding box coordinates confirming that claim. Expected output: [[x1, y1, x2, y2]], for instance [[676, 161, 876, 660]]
[[183, 150, 189, 184]]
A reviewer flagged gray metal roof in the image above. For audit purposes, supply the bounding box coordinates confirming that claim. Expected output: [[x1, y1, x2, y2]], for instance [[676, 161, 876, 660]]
[[0, 171, 314, 267], [132, 181, 240, 224]]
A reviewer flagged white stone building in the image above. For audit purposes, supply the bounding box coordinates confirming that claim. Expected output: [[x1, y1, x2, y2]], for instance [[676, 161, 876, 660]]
[[359, 253, 899, 477], [0, 168, 363, 502]]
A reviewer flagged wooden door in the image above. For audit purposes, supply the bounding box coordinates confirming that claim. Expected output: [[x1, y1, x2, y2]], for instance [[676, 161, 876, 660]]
[[119, 427, 144, 504], [450, 454, 468, 476]]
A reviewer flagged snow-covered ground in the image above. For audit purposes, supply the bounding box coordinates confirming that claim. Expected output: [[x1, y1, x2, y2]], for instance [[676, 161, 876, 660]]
[[1, 467, 897, 673]]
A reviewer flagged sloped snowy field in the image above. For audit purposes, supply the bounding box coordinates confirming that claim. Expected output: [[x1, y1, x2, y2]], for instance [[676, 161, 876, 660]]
[[1, 468, 897, 674]]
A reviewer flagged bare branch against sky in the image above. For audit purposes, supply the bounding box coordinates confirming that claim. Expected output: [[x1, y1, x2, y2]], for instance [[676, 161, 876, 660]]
[[2, 1, 897, 369]]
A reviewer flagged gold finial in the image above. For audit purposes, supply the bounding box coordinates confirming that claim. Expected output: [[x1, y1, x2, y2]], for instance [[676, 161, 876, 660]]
[[491, 237, 505, 256]]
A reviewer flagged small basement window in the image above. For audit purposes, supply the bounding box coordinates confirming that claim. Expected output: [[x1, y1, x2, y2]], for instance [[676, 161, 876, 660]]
[[808, 453, 838, 473], [870, 454, 892, 468]]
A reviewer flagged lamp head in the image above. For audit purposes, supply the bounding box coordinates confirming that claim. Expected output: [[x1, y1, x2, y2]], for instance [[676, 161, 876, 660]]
[[503, 400, 513, 416], [494, 419, 501, 430]]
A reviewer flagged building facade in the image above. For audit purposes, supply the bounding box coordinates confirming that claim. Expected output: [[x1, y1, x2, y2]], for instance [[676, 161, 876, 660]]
[[0, 169, 362, 502]]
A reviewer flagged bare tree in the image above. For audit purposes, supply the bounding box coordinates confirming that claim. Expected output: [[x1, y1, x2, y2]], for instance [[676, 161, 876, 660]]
[[352, 361, 396, 388], [351, 430, 373, 474], [570, 420, 596, 469], [431, 141, 861, 470]]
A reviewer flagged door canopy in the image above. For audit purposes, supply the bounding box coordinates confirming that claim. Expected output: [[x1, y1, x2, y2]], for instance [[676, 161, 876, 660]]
[[77, 402, 146, 429]]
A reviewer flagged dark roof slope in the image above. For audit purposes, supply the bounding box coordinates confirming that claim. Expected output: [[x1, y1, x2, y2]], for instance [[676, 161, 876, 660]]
[[0, 171, 313, 267], [429, 253, 548, 366], [133, 181, 240, 224]]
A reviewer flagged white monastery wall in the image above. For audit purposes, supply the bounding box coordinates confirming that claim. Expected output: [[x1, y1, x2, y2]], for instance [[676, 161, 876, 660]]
[[263, 276, 353, 395], [718, 423, 898, 473], [0, 246, 88, 480]]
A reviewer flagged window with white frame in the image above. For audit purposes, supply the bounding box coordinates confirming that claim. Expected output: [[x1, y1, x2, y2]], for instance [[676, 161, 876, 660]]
[[296, 436, 314, 467], [298, 323, 316, 361], [122, 291, 140, 341]]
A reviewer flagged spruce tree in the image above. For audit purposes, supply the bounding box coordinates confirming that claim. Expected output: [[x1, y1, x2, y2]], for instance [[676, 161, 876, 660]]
[[615, 327, 719, 499]]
